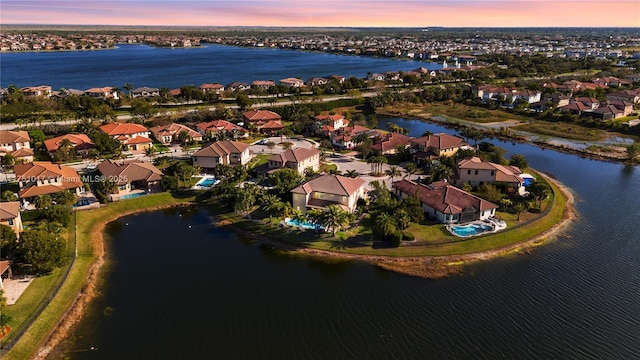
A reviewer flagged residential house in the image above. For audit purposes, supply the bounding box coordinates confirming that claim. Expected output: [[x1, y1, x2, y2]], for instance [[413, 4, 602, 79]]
[[0, 130, 34, 163], [96, 159, 163, 201], [0, 201, 23, 239], [195, 120, 249, 139], [371, 132, 412, 155], [409, 133, 468, 164], [99, 123, 153, 151], [586, 104, 625, 120], [252, 80, 275, 89], [226, 82, 251, 92], [149, 123, 202, 145], [267, 148, 320, 175], [279, 78, 305, 88], [367, 73, 385, 81], [307, 77, 329, 86], [21, 85, 52, 98], [392, 179, 497, 223], [14, 161, 85, 200], [291, 174, 366, 214], [314, 113, 347, 135], [591, 77, 630, 87], [43, 133, 95, 158], [199, 83, 225, 94], [191, 140, 251, 169], [242, 110, 284, 135], [452, 157, 525, 195], [131, 86, 160, 98], [84, 86, 119, 100], [607, 89, 640, 104], [330, 125, 380, 149]]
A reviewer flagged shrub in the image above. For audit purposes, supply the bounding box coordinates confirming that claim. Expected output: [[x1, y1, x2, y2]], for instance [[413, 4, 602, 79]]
[[402, 231, 415, 241], [390, 230, 403, 247]]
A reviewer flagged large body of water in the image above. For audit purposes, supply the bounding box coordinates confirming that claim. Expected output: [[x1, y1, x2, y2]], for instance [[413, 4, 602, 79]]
[[5, 46, 638, 359], [51, 117, 640, 359], [0, 44, 438, 90]]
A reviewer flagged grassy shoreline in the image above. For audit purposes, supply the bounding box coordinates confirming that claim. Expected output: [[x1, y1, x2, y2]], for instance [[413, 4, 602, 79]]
[[9, 171, 573, 358]]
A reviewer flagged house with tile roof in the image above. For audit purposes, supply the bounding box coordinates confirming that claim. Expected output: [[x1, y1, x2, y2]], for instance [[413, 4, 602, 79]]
[[267, 148, 320, 175], [291, 174, 366, 214], [131, 86, 160, 98], [392, 179, 497, 223], [199, 83, 225, 93], [149, 123, 202, 145], [409, 133, 468, 164], [99, 123, 153, 151], [279, 77, 305, 88], [452, 157, 525, 195], [252, 80, 275, 89], [371, 132, 413, 155], [14, 161, 85, 200], [84, 86, 119, 100], [242, 110, 284, 135], [330, 125, 380, 149], [44, 133, 95, 158], [314, 114, 347, 135], [97, 159, 163, 201], [0, 130, 34, 163], [0, 201, 23, 239], [607, 89, 640, 104], [195, 120, 249, 139], [191, 140, 251, 169]]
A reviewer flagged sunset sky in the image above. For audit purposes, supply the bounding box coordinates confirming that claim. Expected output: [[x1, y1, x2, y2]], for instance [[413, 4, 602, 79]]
[[2, 0, 639, 28]]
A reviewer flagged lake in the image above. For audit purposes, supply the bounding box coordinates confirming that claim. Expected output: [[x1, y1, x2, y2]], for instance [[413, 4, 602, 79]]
[[0, 44, 439, 90], [50, 117, 640, 359]]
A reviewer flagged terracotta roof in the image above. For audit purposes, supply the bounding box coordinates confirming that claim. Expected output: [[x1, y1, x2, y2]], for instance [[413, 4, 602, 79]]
[[260, 120, 285, 129], [457, 157, 522, 184], [372, 132, 412, 153], [149, 123, 201, 139], [315, 114, 345, 123], [410, 133, 467, 150], [44, 133, 94, 152], [100, 123, 149, 136], [97, 159, 163, 185], [125, 136, 153, 145], [192, 140, 250, 158], [392, 179, 497, 214], [0, 130, 30, 144], [0, 201, 20, 221], [195, 120, 248, 133], [9, 148, 34, 157], [14, 162, 83, 198], [269, 148, 319, 164], [242, 110, 281, 123], [291, 174, 365, 197], [0, 260, 10, 276]]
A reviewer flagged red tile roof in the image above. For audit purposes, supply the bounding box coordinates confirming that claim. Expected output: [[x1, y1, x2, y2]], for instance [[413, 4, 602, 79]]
[[242, 110, 282, 123], [44, 133, 94, 152], [14, 162, 83, 198], [292, 174, 365, 197], [192, 140, 249, 157], [392, 179, 497, 214], [99, 123, 149, 136]]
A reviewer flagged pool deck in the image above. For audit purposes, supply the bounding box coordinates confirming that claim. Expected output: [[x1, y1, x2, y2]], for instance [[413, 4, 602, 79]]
[[447, 219, 507, 238]]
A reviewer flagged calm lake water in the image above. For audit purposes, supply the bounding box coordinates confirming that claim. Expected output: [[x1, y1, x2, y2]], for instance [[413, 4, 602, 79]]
[[50, 117, 640, 359], [0, 44, 438, 90]]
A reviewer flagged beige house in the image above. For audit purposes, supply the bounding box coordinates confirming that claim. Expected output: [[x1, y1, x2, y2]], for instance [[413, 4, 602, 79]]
[[192, 140, 251, 169], [291, 174, 366, 214], [392, 179, 497, 223], [452, 157, 525, 194], [149, 123, 202, 144], [268, 148, 320, 175], [97, 159, 163, 201], [43, 133, 95, 158], [14, 162, 85, 200], [314, 114, 347, 134], [0, 201, 23, 239], [0, 130, 34, 163], [279, 77, 305, 87], [409, 133, 468, 163], [99, 123, 153, 151]]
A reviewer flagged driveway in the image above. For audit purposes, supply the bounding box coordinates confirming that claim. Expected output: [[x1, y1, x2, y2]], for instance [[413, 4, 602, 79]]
[[249, 136, 318, 156], [324, 153, 405, 191]]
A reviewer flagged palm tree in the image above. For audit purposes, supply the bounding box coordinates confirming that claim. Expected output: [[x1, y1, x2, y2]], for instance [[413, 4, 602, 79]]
[[344, 169, 359, 178], [421, 130, 433, 138], [374, 212, 397, 238], [385, 165, 402, 183], [123, 83, 134, 98], [404, 162, 417, 180], [320, 205, 349, 237], [259, 194, 283, 225], [394, 209, 411, 230], [144, 145, 157, 161]]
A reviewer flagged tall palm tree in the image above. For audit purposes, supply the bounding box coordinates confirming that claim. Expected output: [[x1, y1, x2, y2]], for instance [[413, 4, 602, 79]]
[[374, 212, 397, 238], [259, 194, 283, 225], [344, 169, 359, 178], [144, 145, 157, 160], [385, 165, 402, 183], [404, 162, 417, 180], [320, 205, 349, 237], [123, 83, 134, 98]]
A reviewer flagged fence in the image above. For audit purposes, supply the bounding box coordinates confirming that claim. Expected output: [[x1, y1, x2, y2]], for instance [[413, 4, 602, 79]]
[[0, 211, 78, 355]]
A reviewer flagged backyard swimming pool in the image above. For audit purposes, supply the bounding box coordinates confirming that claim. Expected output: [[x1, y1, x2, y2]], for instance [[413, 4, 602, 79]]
[[449, 222, 494, 237], [120, 192, 146, 200], [284, 217, 325, 231], [194, 176, 219, 188]]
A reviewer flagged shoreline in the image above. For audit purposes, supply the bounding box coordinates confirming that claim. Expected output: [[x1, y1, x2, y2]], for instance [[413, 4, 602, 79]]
[[34, 175, 575, 357], [33, 202, 193, 360]]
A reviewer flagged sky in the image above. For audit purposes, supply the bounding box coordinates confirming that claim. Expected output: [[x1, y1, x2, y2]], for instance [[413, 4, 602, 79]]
[[1, 0, 639, 28]]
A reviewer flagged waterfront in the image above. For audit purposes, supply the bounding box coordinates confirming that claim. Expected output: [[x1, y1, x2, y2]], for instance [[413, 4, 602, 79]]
[[50, 118, 640, 359], [0, 44, 439, 90]]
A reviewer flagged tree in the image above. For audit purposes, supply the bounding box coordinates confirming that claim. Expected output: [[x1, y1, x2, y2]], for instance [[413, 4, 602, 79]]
[[528, 181, 551, 207], [625, 143, 640, 165], [1, 154, 16, 168], [20, 229, 67, 273], [45, 204, 72, 227], [34, 194, 53, 210], [510, 154, 528, 170], [320, 205, 350, 237], [259, 193, 283, 225], [344, 169, 359, 178], [374, 212, 397, 239], [236, 93, 253, 110], [269, 168, 303, 195], [174, 161, 199, 188], [130, 99, 157, 122], [514, 202, 528, 221], [404, 162, 417, 180], [53, 189, 76, 207], [144, 145, 158, 160], [385, 165, 402, 183], [394, 209, 411, 230], [1, 190, 18, 202], [500, 198, 513, 211], [476, 183, 504, 204], [0, 224, 17, 255], [176, 130, 192, 145]]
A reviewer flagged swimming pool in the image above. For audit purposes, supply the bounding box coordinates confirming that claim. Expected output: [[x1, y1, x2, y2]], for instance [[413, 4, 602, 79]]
[[449, 223, 493, 237], [120, 192, 146, 200], [194, 177, 219, 188], [284, 217, 324, 231]]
